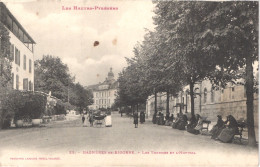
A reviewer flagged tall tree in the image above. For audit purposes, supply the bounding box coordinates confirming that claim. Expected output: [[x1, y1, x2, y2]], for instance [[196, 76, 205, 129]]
[[139, 31, 183, 118], [69, 83, 93, 113], [152, 1, 218, 118], [0, 22, 12, 88], [0, 22, 12, 128], [202, 1, 258, 146], [34, 55, 74, 101]]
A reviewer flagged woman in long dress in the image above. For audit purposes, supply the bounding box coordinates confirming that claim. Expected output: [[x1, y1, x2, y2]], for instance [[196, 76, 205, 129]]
[[187, 114, 199, 134], [105, 111, 112, 127], [177, 114, 188, 130], [140, 111, 145, 124], [172, 113, 180, 129], [194, 115, 203, 133], [83, 112, 89, 127], [133, 111, 138, 128], [218, 115, 239, 143], [210, 115, 224, 139]]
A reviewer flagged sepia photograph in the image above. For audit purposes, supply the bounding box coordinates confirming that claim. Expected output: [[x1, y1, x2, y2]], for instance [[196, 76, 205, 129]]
[[0, 0, 258, 166]]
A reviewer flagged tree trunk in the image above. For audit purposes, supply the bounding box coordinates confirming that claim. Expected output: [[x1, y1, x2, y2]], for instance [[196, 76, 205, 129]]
[[166, 90, 170, 119], [154, 91, 157, 114], [137, 103, 139, 113], [152, 91, 158, 124], [190, 82, 195, 118], [131, 105, 134, 115], [245, 56, 256, 146]]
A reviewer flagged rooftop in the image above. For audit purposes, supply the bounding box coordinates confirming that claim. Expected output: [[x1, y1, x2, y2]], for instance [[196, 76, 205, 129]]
[[0, 2, 35, 51]]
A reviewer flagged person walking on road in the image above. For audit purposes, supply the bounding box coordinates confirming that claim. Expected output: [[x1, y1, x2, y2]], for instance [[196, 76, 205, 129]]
[[82, 114, 85, 125], [88, 111, 94, 127], [133, 111, 138, 128], [140, 111, 145, 124]]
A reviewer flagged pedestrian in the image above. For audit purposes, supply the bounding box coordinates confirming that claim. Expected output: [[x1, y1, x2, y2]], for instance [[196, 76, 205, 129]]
[[82, 114, 85, 124], [133, 111, 138, 128], [83, 112, 89, 127], [89, 111, 93, 127], [140, 111, 145, 124]]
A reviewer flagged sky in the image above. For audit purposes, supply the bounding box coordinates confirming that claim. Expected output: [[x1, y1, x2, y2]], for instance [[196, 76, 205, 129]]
[[4, 0, 155, 86]]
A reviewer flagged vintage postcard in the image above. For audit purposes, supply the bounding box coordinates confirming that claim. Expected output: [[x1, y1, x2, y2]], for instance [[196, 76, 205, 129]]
[[0, 0, 258, 167]]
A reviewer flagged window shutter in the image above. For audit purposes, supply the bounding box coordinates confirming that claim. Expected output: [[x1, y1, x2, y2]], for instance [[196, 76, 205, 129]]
[[18, 50, 20, 66]]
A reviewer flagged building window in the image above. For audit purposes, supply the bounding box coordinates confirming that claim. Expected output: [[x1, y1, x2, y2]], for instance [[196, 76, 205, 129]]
[[23, 78, 28, 90], [29, 81, 32, 90], [16, 75, 19, 90], [231, 87, 235, 99], [108, 99, 110, 104], [204, 88, 207, 103], [15, 47, 20, 66], [96, 93, 98, 98], [211, 88, 215, 103], [96, 100, 98, 104], [29, 59, 32, 73], [10, 44, 14, 61], [23, 55, 26, 70]]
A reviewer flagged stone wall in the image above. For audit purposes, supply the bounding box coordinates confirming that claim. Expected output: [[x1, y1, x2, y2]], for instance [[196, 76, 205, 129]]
[[146, 79, 259, 127]]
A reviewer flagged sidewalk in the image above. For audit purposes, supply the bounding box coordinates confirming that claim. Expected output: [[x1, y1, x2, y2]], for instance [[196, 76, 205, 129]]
[[145, 116, 259, 144]]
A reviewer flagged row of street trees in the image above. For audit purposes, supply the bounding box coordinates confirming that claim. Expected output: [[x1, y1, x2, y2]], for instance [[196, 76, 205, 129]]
[[116, 1, 258, 146], [34, 55, 93, 113], [0, 21, 13, 128]]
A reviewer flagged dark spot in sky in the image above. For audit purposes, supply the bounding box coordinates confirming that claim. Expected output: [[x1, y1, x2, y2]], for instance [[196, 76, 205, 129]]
[[112, 38, 117, 45], [96, 74, 100, 77], [94, 41, 100, 47], [36, 12, 39, 16]]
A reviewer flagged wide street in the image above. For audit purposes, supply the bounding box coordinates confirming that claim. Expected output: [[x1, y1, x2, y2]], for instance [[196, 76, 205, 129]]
[[0, 113, 258, 166]]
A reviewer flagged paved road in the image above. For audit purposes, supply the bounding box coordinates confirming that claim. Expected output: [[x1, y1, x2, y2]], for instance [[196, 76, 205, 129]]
[[0, 113, 258, 166]]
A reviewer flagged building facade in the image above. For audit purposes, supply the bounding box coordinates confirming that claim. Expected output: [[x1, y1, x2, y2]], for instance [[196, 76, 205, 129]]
[[146, 79, 259, 127], [0, 2, 35, 91], [87, 68, 118, 110]]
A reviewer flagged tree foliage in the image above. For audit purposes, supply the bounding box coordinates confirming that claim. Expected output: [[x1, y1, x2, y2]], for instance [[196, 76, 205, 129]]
[[0, 22, 13, 128], [116, 1, 258, 146], [34, 55, 93, 113], [69, 83, 93, 113], [34, 55, 74, 101]]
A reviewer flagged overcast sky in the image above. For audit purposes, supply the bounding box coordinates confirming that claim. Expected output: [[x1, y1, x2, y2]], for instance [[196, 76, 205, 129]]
[[4, 0, 155, 86]]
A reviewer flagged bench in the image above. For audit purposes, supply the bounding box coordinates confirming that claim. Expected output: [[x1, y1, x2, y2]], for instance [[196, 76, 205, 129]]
[[202, 120, 211, 132], [234, 119, 246, 143]]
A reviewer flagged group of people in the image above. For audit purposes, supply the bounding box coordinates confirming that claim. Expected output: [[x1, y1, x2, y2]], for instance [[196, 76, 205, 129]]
[[210, 115, 240, 143], [172, 113, 189, 130], [133, 111, 145, 128], [82, 110, 112, 127], [170, 112, 240, 143], [81, 111, 94, 127]]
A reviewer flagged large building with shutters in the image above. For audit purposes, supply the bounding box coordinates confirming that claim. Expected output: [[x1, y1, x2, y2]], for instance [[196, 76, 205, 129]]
[[0, 2, 35, 91], [87, 68, 118, 110]]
